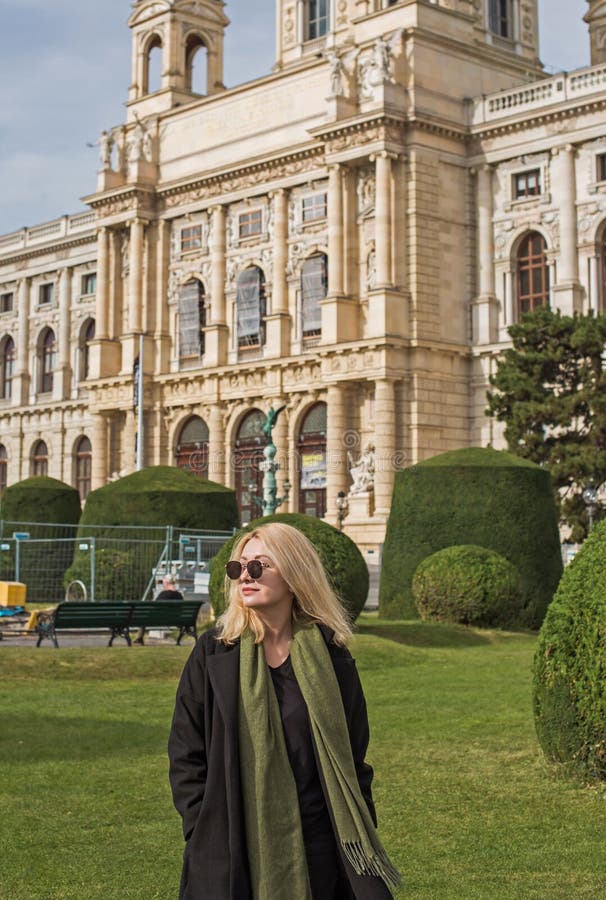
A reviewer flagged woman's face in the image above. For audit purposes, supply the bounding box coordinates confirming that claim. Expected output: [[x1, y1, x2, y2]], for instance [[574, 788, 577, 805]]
[[236, 536, 294, 618]]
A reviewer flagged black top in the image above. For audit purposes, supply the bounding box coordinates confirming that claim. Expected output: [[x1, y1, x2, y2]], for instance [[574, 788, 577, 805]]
[[155, 589, 183, 600], [269, 655, 334, 848]]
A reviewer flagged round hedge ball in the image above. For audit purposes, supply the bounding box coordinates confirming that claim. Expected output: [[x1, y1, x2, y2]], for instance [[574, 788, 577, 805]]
[[208, 513, 369, 620], [412, 544, 524, 628], [533, 519, 606, 783]]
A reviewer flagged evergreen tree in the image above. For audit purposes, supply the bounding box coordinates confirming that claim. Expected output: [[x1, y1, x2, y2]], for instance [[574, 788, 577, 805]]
[[486, 306, 606, 541]]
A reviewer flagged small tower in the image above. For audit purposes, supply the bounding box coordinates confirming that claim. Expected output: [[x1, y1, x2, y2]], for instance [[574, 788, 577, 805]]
[[585, 0, 606, 65], [127, 0, 229, 120]]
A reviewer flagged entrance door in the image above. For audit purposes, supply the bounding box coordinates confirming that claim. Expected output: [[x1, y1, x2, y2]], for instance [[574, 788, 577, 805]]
[[297, 402, 327, 518], [234, 409, 265, 524]]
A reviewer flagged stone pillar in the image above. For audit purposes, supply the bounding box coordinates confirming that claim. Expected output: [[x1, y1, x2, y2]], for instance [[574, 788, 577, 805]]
[[374, 152, 393, 288], [129, 218, 144, 334], [552, 145, 582, 314], [265, 190, 291, 358], [154, 219, 171, 372], [322, 165, 358, 343], [206, 205, 228, 366], [91, 413, 108, 490], [14, 278, 31, 405], [96, 227, 110, 340], [374, 378, 396, 517], [472, 165, 499, 344], [208, 404, 226, 486], [56, 267, 72, 399], [325, 383, 349, 525]]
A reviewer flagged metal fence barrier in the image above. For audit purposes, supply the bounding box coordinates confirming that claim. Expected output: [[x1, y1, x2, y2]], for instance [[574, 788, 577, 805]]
[[0, 521, 235, 604]]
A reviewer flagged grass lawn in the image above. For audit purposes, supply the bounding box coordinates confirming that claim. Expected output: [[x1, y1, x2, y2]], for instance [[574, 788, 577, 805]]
[[1, 615, 605, 899]]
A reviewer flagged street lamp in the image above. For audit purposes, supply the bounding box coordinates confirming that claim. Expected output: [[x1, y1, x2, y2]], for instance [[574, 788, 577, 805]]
[[582, 483, 599, 534], [336, 491, 349, 531]]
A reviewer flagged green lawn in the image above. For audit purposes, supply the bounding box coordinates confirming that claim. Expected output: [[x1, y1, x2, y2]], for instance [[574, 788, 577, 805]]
[[1, 616, 605, 899]]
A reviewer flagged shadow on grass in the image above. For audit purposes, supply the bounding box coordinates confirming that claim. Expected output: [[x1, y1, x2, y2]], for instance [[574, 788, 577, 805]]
[[2, 714, 166, 762], [356, 620, 493, 649]]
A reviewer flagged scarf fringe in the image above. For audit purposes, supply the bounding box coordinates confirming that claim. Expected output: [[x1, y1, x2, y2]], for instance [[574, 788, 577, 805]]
[[341, 840, 402, 891]]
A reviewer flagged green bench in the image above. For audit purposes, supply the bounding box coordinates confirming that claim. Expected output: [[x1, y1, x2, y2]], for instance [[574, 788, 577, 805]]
[[35, 600, 205, 648]]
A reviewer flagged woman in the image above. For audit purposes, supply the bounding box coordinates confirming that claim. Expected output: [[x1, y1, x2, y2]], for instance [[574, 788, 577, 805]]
[[168, 522, 399, 900]]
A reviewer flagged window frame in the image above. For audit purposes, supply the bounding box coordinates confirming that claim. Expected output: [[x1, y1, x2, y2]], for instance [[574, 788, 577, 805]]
[[0, 336, 15, 400], [488, 0, 513, 39], [238, 209, 263, 241], [0, 444, 7, 494], [40, 329, 56, 394], [306, 0, 329, 41], [517, 232, 550, 317], [74, 436, 92, 500], [0, 292, 14, 314], [31, 440, 49, 477], [180, 224, 204, 254], [81, 272, 97, 296], [598, 153, 606, 184], [38, 283, 54, 307], [513, 169, 542, 200], [302, 193, 328, 224]]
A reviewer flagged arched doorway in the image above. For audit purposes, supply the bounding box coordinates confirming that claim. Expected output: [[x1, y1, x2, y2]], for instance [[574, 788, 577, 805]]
[[234, 409, 265, 524], [175, 416, 209, 478], [298, 402, 327, 518]]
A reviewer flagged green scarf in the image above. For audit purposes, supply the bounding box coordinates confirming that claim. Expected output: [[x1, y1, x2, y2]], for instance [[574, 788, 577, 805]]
[[238, 625, 400, 900]]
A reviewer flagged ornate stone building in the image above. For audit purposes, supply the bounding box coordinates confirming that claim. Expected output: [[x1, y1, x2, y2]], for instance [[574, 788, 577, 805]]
[[0, 0, 603, 550]]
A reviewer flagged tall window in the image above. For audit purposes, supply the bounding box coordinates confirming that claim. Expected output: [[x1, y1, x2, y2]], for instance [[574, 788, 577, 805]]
[[74, 436, 92, 500], [298, 403, 327, 518], [517, 232, 550, 316], [80, 319, 96, 381], [178, 281, 206, 358], [186, 35, 208, 94], [0, 336, 15, 400], [489, 0, 512, 39], [81, 273, 97, 296], [234, 409, 265, 524], [301, 254, 327, 340], [307, 0, 329, 40], [0, 445, 7, 494], [39, 283, 54, 306], [175, 415, 209, 478], [39, 328, 56, 394], [145, 35, 163, 94], [31, 440, 48, 477], [0, 292, 13, 313], [236, 267, 266, 349]]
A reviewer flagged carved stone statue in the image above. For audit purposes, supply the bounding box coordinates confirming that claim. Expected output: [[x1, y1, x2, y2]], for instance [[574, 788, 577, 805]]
[[327, 51, 346, 97], [347, 443, 375, 494], [98, 130, 113, 168]]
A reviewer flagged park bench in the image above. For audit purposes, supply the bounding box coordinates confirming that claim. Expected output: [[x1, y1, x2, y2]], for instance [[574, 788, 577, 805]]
[[34, 600, 205, 648]]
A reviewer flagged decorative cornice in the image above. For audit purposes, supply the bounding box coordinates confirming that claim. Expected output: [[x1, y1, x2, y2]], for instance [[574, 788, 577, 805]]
[[471, 96, 606, 140], [0, 234, 96, 267]]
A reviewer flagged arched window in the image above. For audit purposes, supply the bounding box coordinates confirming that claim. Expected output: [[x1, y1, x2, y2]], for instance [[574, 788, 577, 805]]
[[39, 328, 56, 394], [236, 267, 266, 349], [186, 34, 208, 94], [31, 440, 48, 477], [80, 318, 96, 381], [74, 436, 92, 500], [178, 281, 206, 358], [301, 253, 327, 340], [306, 0, 329, 40], [234, 409, 265, 523], [175, 415, 209, 478], [298, 403, 327, 518], [0, 335, 15, 400], [0, 444, 7, 494], [144, 35, 163, 94], [489, 0, 513, 39], [517, 232, 550, 317]]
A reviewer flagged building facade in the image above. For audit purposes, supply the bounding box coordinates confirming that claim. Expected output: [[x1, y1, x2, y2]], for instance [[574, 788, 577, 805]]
[[0, 0, 604, 549]]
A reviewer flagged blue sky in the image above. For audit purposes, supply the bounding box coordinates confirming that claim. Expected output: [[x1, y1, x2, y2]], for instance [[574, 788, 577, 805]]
[[0, 0, 589, 235]]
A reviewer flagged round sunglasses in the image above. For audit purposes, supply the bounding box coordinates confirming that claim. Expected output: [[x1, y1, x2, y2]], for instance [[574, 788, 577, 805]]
[[225, 559, 271, 581]]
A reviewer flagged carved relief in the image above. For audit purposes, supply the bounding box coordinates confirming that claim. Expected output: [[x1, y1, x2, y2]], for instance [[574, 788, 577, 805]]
[[357, 167, 376, 214]]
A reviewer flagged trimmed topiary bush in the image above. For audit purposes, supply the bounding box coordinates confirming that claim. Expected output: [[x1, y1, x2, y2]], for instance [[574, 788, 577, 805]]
[[412, 544, 524, 628], [80, 465, 238, 533], [533, 521, 606, 783], [379, 447, 562, 627], [0, 476, 81, 602], [208, 513, 368, 620]]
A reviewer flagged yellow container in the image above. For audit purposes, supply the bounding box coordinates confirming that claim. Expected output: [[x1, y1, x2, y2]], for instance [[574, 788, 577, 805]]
[[0, 581, 26, 606]]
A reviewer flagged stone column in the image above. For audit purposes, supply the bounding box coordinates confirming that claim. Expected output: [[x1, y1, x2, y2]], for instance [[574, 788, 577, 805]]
[[208, 404, 226, 486], [57, 267, 72, 399], [15, 278, 30, 405], [129, 218, 144, 334], [473, 165, 499, 344], [206, 205, 228, 366], [265, 190, 290, 358], [154, 219, 170, 372], [91, 413, 108, 490], [325, 383, 349, 524], [327, 164, 344, 297], [374, 152, 394, 288], [552, 145, 582, 314], [96, 227, 110, 340], [374, 378, 396, 517]]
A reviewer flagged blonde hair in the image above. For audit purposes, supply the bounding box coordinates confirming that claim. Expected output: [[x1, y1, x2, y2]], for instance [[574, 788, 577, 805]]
[[215, 522, 353, 646]]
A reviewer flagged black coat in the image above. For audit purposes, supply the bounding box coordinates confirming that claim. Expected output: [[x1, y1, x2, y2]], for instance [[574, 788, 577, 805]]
[[168, 625, 393, 900]]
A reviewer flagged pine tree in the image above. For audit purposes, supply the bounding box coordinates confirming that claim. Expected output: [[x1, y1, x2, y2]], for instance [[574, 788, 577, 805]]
[[486, 306, 606, 541]]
